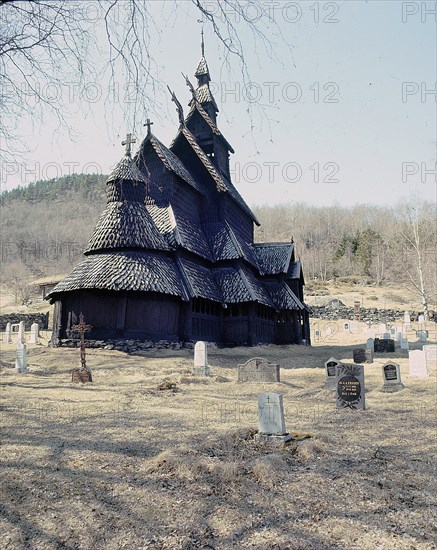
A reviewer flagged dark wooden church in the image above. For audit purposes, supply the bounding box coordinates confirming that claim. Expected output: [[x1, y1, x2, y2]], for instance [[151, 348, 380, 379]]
[[47, 44, 311, 346]]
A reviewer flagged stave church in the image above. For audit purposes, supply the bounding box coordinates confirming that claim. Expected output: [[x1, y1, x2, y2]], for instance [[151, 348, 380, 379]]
[[47, 40, 311, 346]]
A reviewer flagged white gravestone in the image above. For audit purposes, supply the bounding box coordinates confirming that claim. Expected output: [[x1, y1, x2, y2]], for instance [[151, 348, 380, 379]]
[[17, 321, 25, 344], [383, 332, 391, 340], [15, 341, 28, 373], [404, 312, 411, 325], [382, 362, 404, 392], [423, 344, 437, 365], [29, 322, 39, 344], [325, 357, 340, 387], [255, 392, 292, 446], [193, 341, 210, 376], [3, 322, 12, 343], [418, 314, 425, 324], [366, 338, 374, 352], [401, 338, 409, 351], [409, 350, 428, 378], [396, 330, 402, 344]]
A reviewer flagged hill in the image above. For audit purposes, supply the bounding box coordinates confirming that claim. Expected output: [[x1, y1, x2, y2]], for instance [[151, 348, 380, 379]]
[[0, 174, 435, 314]]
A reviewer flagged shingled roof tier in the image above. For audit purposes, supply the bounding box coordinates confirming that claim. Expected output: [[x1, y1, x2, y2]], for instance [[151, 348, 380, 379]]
[[47, 252, 189, 299], [253, 243, 294, 275]]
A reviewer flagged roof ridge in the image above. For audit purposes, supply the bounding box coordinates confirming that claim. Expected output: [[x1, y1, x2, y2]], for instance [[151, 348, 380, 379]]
[[238, 267, 258, 302]]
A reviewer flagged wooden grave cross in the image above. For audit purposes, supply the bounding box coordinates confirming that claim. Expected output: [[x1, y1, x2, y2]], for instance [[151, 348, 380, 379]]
[[71, 313, 92, 380]]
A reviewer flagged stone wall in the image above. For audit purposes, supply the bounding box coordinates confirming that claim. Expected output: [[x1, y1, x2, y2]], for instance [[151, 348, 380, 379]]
[[309, 306, 435, 323], [0, 313, 49, 330]]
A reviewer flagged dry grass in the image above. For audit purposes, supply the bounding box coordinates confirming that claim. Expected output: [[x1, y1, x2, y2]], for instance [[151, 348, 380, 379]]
[[0, 321, 436, 549]]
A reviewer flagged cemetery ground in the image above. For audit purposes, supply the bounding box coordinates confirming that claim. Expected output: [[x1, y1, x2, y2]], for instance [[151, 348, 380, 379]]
[[0, 330, 436, 550]]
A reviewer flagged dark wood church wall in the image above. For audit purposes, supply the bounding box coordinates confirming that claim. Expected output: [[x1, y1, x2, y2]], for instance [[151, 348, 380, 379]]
[[59, 290, 181, 341], [172, 180, 200, 221], [226, 199, 254, 243]]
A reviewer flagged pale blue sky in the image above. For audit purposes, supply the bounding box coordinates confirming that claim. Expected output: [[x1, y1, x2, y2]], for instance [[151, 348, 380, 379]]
[[2, 0, 436, 207]]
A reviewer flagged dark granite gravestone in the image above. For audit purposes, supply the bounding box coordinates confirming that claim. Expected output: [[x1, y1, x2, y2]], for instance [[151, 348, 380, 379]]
[[336, 363, 365, 410], [353, 348, 367, 363], [382, 361, 404, 392], [374, 338, 395, 353], [237, 358, 280, 383]]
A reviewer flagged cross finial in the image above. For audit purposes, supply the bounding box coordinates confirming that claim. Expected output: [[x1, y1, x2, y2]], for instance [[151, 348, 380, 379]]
[[201, 27, 205, 56], [121, 133, 136, 156], [144, 118, 154, 135]]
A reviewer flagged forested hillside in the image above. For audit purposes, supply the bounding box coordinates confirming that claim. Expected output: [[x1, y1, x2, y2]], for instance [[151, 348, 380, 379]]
[[1, 174, 436, 312]]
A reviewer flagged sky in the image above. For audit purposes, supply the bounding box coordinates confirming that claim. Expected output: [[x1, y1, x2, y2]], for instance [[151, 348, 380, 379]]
[[1, 0, 436, 208]]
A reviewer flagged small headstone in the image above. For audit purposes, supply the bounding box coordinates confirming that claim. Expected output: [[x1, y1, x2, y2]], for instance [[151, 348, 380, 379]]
[[325, 357, 340, 387], [3, 322, 12, 344], [353, 348, 367, 364], [15, 341, 28, 373], [382, 361, 404, 392], [418, 314, 425, 324], [396, 331, 402, 344], [238, 357, 280, 383], [71, 368, 92, 383], [404, 311, 411, 326], [255, 392, 292, 446], [374, 338, 395, 353], [401, 337, 409, 351], [344, 323, 349, 331], [383, 332, 391, 340], [28, 322, 39, 344], [409, 350, 428, 378], [423, 344, 437, 365], [365, 349, 374, 363], [17, 321, 25, 344], [336, 363, 365, 410], [349, 321, 359, 333], [366, 338, 374, 352], [416, 330, 427, 343], [193, 341, 210, 376]]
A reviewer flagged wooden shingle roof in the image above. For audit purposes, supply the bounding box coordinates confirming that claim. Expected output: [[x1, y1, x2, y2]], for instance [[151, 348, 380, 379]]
[[253, 243, 293, 275], [84, 202, 172, 254], [213, 266, 274, 308], [46, 252, 189, 300], [265, 281, 304, 310]]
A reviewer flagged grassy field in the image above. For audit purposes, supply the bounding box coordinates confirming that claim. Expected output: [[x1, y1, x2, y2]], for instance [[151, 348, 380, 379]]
[[1, 322, 436, 549]]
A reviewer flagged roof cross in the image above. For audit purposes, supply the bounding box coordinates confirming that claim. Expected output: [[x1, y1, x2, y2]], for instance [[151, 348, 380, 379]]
[[144, 118, 154, 135], [121, 133, 136, 156]]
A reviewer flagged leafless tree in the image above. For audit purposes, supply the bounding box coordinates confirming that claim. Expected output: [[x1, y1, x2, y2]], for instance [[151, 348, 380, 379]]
[[0, 0, 288, 164]]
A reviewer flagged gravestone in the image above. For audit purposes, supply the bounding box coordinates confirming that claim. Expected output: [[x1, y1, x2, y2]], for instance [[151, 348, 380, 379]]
[[238, 357, 280, 383], [423, 344, 437, 365], [325, 357, 340, 387], [401, 337, 409, 351], [344, 323, 349, 331], [418, 314, 425, 324], [353, 348, 367, 364], [336, 363, 365, 410], [416, 330, 427, 343], [409, 350, 428, 378], [349, 321, 359, 333], [17, 321, 25, 344], [396, 330, 402, 344], [193, 341, 210, 376], [28, 323, 39, 344], [382, 361, 404, 392], [15, 341, 28, 373], [383, 332, 391, 340], [374, 338, 395, 353], [404, 311, 411, 326], [3, 322, 12, 344], [71, 369, 92, 383], [366, 338, 374, 352], [255, 392, 292, 446]]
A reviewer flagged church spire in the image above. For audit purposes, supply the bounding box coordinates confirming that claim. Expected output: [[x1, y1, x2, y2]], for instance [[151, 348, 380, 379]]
[[193, 30, 218, 119]]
